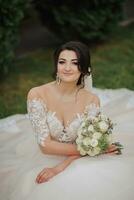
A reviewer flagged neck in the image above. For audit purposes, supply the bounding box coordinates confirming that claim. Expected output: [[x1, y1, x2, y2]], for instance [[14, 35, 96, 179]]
[[55, 80, 79, 95]]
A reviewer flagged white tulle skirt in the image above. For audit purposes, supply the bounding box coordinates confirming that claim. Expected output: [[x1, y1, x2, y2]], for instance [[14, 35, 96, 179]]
[[0, 88, 134, 200]]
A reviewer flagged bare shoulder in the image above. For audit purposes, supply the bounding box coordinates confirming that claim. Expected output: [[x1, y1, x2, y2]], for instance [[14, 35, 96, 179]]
[[27, 81, 55, 100], [80, 89, 100, 107], [90, 93, 100, 107]]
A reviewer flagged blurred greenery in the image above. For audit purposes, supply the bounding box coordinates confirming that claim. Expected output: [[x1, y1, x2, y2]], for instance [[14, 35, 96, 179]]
[[0, 0, 29, 79], [34, 0, 124, 42], [0, 24, 134, 118], [92, 23, 134, 88]]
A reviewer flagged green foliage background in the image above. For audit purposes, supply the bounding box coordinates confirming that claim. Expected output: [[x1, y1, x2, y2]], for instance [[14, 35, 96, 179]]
[[0, 0, 29, 79], [34, 0, 125, 42]]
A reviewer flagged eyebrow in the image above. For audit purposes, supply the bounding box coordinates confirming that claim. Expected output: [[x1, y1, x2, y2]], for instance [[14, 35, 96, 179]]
[[59, 58, 78, 61]]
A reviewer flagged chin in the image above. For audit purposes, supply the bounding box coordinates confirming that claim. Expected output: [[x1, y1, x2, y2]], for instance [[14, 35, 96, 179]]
[[61, 75, 79, 82]]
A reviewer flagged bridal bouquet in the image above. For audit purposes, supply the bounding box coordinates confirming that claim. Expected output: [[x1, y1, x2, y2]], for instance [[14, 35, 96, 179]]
[[76, 111, 123, 156]]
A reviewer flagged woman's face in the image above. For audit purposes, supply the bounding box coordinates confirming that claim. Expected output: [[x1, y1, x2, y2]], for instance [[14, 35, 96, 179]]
[[57, 50, 81, 83]]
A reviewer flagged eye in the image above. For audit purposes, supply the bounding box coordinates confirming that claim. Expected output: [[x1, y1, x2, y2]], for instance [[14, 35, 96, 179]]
[[72, 62, 78, 65], [58, 61, 65, 64]]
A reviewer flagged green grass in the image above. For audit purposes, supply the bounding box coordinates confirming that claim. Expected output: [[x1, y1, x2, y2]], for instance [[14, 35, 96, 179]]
[[92, 23, 134, 88], [0, 24, 134, 118]]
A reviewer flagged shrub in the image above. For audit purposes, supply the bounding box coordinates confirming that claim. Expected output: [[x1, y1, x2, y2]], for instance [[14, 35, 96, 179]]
[[0, 0, 29, 80], [34, 0, 125, 43]]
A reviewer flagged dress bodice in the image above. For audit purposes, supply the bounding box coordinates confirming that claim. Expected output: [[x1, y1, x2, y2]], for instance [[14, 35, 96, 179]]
[[27, 99, 100, 147]]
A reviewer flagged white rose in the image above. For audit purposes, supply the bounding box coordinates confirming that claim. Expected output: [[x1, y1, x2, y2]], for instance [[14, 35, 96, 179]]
[[98, 121, 109, 133], [77, 128, 82, 135], [87, 149, 96, 157], [88, 125, 94, 132], [78, 135, 83, 140], [76, 138, 80, 144], [81, 122, 86, 127], [76, 135, 83, 144], [87, 149, 93, 156], [93, 132, 102, 139], [93, 117, 99, 123], [87, 147, 101, 156], [93, 147, 101, 155], [82, 137, 91, 146], [100, 114, 107, 121], [90, 138, 98, 147], [77, 145, 81, 151], [83, 129, 87, 133], [79, 147, 87, 156]]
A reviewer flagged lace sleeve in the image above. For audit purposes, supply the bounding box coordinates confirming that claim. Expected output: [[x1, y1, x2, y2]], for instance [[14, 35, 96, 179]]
[[85, 103, 101, 118], [27, 99, 49, 147]]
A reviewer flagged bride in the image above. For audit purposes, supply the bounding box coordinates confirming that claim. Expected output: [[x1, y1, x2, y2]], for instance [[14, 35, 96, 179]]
[[0, 41, 134, 200]]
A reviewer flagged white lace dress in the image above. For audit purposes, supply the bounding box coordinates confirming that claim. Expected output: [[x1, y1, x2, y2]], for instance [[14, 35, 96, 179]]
[[0, 88, 134, 200]]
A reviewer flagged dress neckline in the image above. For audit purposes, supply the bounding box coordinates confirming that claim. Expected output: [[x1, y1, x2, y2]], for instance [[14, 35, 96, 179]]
[[27, 98, 99, 131], [47, 109, 84, 131]]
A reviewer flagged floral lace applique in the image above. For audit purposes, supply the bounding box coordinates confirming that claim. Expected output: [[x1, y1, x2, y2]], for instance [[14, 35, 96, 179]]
[[84, 103, 100, 118], [27, 99, 100, 146], [27, 99, 49, 147]]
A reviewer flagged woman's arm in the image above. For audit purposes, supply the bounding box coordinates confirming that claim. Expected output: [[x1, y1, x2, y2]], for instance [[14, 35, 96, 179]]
[[27, 88, 80, 156], [54, 155, 81, 173], [36, 140, 119, 184], [36, 154, 81, 183], [39, 136, 118, 157], [36, 142, 118, 184], [39, 136, 81, 156]]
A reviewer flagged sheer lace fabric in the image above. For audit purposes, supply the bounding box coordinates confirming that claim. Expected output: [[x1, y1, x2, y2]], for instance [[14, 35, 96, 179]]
[[27, 99, 100, 146]]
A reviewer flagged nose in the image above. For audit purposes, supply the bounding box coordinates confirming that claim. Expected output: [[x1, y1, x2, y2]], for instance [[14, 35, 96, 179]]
[[65, 63, 71, 71]]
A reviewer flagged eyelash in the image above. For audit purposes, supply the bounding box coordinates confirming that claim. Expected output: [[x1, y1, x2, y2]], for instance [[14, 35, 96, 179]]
[[58, 61, 78, 65], [58, 61, 64, 64]]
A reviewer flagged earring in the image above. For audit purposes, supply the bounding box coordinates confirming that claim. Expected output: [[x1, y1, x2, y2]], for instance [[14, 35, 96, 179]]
[[81, 75, 85, 88], [56, 73, 61, 85]]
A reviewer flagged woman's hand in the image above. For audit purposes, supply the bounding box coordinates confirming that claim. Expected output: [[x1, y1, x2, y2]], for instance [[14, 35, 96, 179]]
[[105, 144, 120, 155], [36, 166, 61, 184], [36, 155, 80, 184]]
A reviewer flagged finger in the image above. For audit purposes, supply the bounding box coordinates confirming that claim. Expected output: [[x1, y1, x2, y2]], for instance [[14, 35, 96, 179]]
[[39, 177, 50, 184], [41, 175, 51, 183], [106, 146, 118, 153], [36, 170, 48, 183], [38, 173, 51, 183], [38, 173, 48, 183], [36, 168, 48, 182], [38, 170, 52, 183], [113, 144, 123, 151], [108, 150, 119, 155], [108, 147, 117, 152], [40, 169, 56, 183], [105, 149, 116, 154], [36, 169, 45, 180]]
